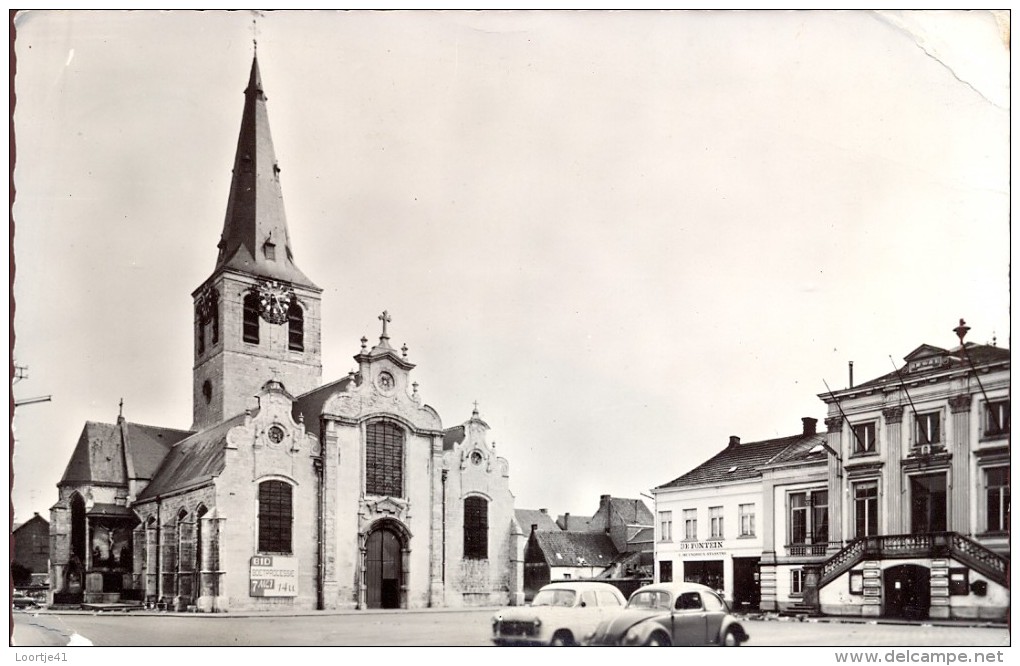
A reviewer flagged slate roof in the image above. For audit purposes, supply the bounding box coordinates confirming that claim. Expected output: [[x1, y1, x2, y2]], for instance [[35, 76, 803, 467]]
[[137, 414, 246, 500], [533, 531, 618, 568], [656, 432, 823, 489], [213, 57, 318, 290], [516, 509, 561, 532], [291, 376, 355, 439], [87, 503, 135, 518], [59, 421, 192, 487], [850, 343, 1010, 391], [443, 425, 465, 451]]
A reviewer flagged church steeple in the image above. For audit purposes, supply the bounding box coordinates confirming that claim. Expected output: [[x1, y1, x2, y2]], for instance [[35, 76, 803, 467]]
[[216, 56, 316, 289], [191, 56, 323, 431]]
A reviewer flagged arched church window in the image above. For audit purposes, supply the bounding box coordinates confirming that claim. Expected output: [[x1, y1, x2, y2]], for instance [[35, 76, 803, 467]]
[[288, 300, 304, 352], [365, 422, 404, 497], [258, 480, 293, 554], [69, 493, 87, 565], [464, 496, 488, 560], [195, 505, 208, 582], [243, 292, 260, 344], [210, 295, 219, 344], [196, 305, 205, 355]]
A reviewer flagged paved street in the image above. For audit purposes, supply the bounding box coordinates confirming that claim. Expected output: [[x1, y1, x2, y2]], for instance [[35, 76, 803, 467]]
[[11, 609, 1009, 648]]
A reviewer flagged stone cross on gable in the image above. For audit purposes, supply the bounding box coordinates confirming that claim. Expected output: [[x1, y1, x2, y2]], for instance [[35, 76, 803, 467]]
[[379, 310, 391, 340]]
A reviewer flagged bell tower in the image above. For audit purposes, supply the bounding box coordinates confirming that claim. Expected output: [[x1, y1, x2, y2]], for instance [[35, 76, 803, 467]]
[[192, 56, 322, 431]]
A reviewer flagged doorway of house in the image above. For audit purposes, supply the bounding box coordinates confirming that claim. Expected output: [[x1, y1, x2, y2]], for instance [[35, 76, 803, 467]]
[[732, 557, 761, 611], [365, 527, 402, 609], [883, 564, 930, 620]]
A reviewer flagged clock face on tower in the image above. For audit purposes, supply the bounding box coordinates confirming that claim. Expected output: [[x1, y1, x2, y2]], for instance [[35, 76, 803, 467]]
[[253, 279, 294, 325]]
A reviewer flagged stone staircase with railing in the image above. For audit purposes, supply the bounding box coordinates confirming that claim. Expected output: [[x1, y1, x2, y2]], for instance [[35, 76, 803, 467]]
[[818, 532, 1008, 589]]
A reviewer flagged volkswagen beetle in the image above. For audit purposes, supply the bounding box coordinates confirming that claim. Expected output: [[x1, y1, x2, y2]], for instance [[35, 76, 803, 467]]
[[585, 582, 749, 647], [492, 581, 627, 646]]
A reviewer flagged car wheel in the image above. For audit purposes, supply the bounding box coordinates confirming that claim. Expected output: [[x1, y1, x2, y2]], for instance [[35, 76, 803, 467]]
[[723, 629, 741, 647], [549, 631, 574, 646], [645, 632, 671, 646]]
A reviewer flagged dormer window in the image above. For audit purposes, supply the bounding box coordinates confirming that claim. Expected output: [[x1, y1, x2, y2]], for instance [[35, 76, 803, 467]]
[[263, 241, 276, 261]]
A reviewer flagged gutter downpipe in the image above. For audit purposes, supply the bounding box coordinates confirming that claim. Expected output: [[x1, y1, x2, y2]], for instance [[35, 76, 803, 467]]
[[315, 452, 325, 611], [441, 469, 448, 587]]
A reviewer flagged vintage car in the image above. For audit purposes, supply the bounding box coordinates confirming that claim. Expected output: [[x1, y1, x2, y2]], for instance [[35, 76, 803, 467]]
[[585, 582, 749, 647], [491, 581, 627, 646]]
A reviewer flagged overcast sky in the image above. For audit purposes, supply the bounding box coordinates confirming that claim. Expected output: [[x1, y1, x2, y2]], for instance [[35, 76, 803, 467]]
[[11, 10, 1010, 525]]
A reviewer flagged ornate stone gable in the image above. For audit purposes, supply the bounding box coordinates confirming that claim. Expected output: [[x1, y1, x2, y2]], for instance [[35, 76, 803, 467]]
[[226, 381, 319, 457], [322, 369, 442, 434]]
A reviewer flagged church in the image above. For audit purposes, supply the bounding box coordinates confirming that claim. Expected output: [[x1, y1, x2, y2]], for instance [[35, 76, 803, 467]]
[[47, 56, 524, 612]]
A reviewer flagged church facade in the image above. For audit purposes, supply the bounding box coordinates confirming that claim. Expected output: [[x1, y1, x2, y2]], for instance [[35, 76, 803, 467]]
[[48, 57, 522, 612]]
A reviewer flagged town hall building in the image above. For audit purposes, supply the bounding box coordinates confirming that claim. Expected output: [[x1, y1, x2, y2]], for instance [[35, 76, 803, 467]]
[[47, 56, 522, 612]]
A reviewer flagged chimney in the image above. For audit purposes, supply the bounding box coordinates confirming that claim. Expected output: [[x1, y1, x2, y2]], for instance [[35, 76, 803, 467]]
[[531, 524, 538, 535], [728, 436, 741, 448], [564, 512, 570, 528], [539, 508, 548, 514], [802, 417, 817, 436], [849, 361, 854, 388], [600, 494, 611, 508]]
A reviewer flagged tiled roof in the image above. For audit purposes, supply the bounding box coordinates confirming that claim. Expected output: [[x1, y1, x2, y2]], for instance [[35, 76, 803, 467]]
[[516, 509, 560, 532], [629, 526, 654, 544], [851, 343, 1009, 391], [556, 514, 593, 531], [656, 433, 820, 489], [609, 498, 654, 526], [533, 531, 618, 568], [137, 414, 246, 500]]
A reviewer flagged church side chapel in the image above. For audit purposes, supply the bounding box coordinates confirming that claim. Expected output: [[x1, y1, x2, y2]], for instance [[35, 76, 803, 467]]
[[47, 56, 521, 612]]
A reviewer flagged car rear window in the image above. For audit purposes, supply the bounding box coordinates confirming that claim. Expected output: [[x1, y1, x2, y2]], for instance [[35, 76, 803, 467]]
[[532, 589, 577, 607], [628, 591, 670, 610]]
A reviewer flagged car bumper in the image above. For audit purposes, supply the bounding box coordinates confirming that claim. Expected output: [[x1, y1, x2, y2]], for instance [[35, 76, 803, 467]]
[[492, 636, 548, 647]]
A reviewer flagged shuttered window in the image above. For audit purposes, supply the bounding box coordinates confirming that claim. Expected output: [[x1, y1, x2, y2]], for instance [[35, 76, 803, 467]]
[[243, 292, 260, 344]]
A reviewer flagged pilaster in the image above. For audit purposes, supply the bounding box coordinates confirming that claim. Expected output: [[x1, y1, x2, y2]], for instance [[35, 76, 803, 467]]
[[825, 416, 843, 549], [882, 406, 904, 533], [949, 395, 972, 533]]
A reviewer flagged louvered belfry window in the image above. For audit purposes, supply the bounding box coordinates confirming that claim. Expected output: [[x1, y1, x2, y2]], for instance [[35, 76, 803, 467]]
[[258, 480, 293, 553], [464, 496, 488, 560], [288, 300, 304, 351], [366, 422, 404, 497], [243, 292, 260, 344]]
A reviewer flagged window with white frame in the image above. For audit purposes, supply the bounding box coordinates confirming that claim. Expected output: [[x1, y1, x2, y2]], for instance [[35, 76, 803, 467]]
[[914, 411, 941, 447], [709, 506, 724, 539], [659, 511, 673, 542], [789, 490, 828, 545], [739, 503, 755, 537], [683, 509, 697, 541], [985, 467, 1010, 533], [852, 422, 877, 454], [790, 569, 804, 596], [984, 400, 1010, 438], [853, 481, 879, 538]]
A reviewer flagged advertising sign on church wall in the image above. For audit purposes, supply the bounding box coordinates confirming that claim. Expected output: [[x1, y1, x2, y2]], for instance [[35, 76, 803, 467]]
[[249, 555, 298, 597]]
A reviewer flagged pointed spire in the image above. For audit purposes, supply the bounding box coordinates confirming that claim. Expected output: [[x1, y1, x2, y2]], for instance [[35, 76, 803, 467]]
[[215, 56, 317, 290]]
